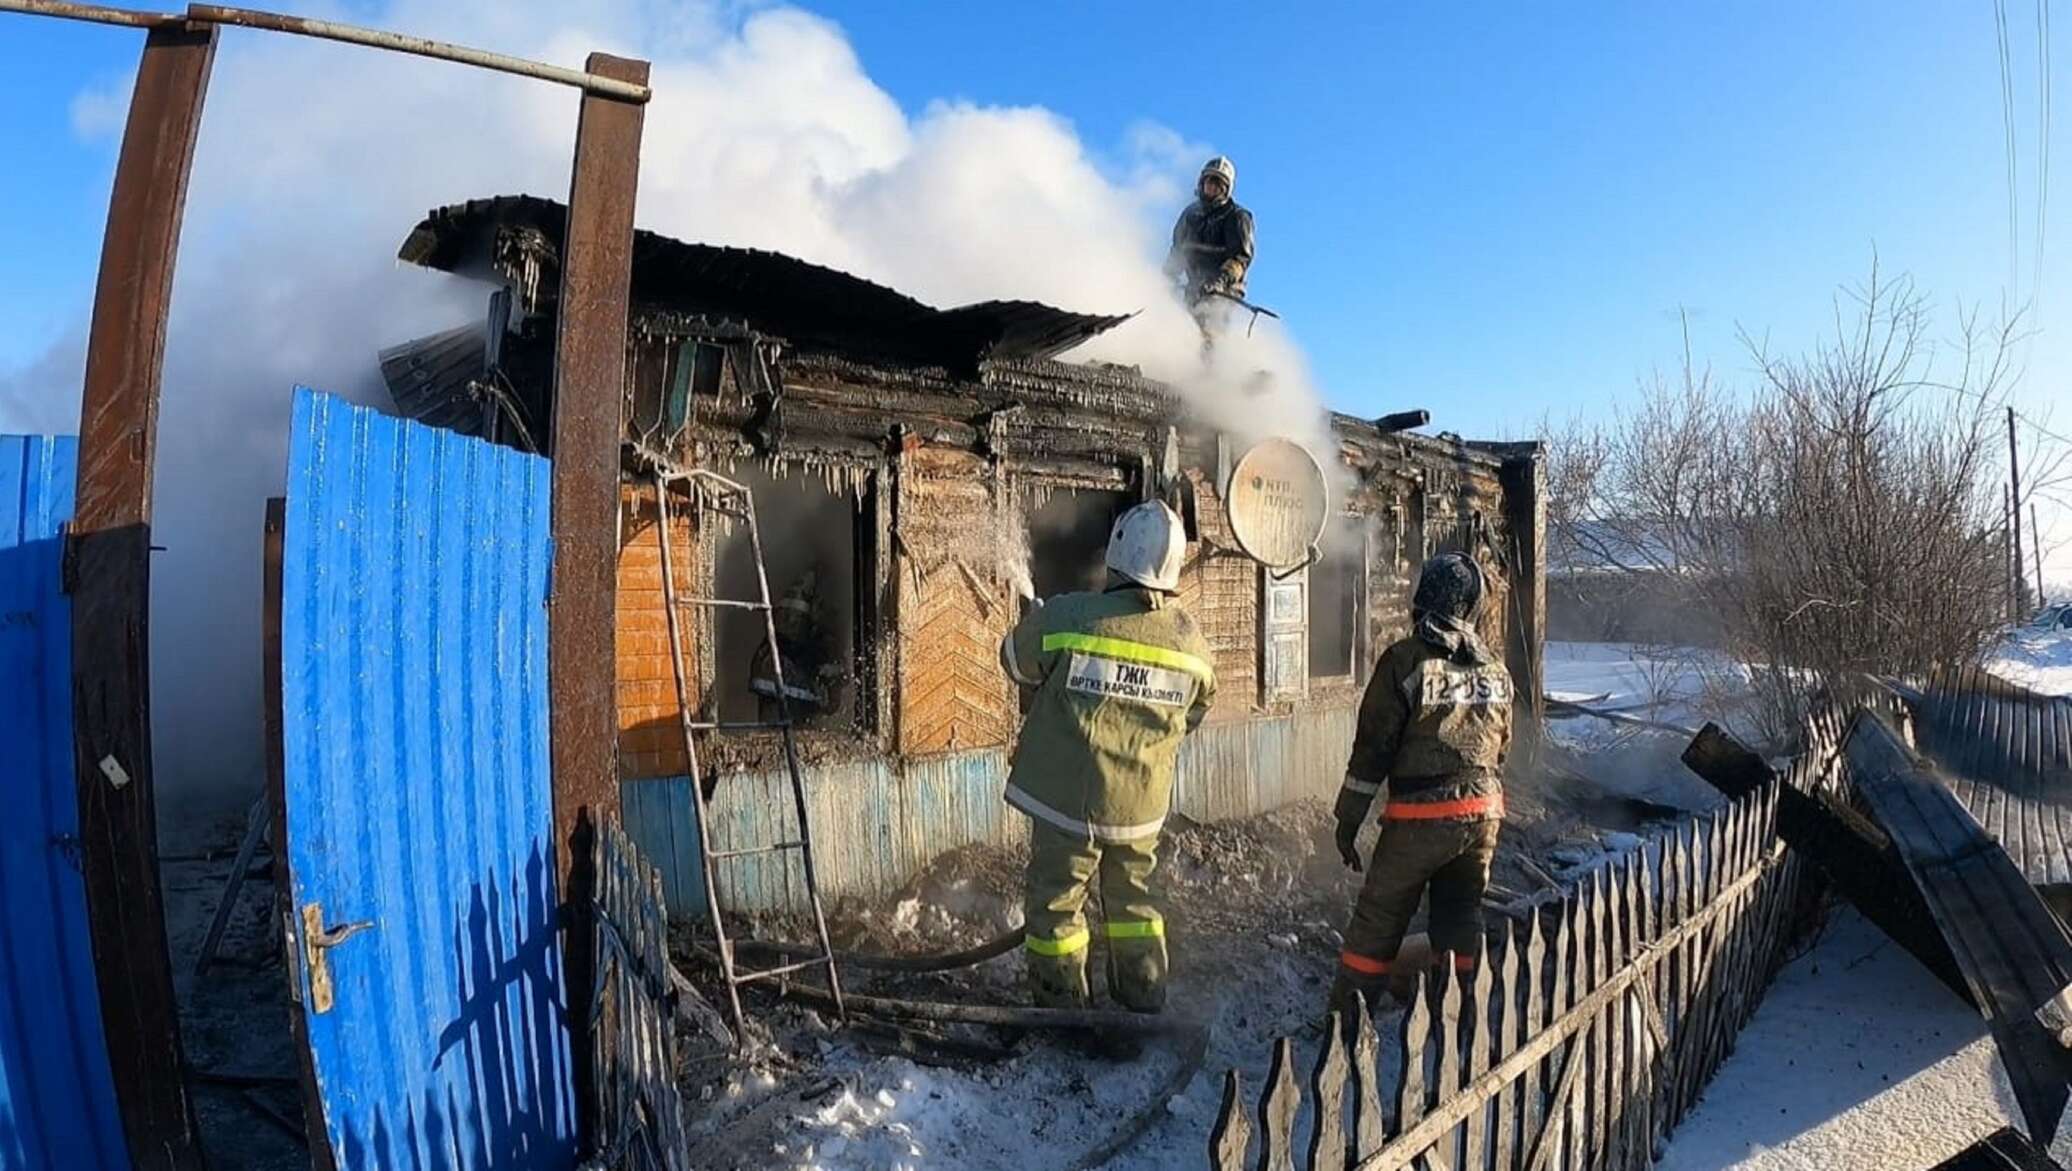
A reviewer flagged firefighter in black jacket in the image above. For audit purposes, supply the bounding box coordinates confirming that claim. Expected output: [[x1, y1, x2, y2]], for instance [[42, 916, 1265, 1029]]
[[1164, 156, 1255, 343], [1327, 553, 1514, 1015]]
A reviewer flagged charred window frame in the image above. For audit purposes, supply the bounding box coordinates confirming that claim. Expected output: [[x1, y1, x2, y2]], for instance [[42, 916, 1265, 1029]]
[[691, 460, 885, 741], [666, 340, 727, 431], [1011, 474, 1132, 713], [1021, 481, 1130, 601], [624, 322, 779, 460]]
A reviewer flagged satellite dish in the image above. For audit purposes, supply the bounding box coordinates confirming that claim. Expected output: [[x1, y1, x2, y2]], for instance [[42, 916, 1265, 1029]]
[[1225, 438, 1328, 571]]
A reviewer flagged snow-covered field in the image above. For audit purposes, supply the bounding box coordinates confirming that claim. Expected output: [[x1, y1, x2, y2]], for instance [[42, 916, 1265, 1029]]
[[1655, 909, 2018, 1171], [1543, 641, 1750, 731], [1542, 642, 1746, 812], [1988, 606, 2072, 696]]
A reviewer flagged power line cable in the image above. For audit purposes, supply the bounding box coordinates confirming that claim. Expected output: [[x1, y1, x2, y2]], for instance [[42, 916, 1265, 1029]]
[[2037, 0, 2053, 307], [1915, 378, 2072, 449], [2000, 0, 2025, 296]]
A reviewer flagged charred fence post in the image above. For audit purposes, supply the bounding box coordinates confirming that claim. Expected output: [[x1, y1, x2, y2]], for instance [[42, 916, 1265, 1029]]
[[67, 22, 218, 1169], [1680, 721, 1972, 1005]]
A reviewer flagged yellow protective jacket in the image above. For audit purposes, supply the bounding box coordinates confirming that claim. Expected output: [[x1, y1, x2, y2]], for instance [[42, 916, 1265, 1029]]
[[1000, 587, 1217, 842]]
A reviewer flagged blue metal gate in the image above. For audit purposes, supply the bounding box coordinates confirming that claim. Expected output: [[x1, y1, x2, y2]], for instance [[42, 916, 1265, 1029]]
[[279, 389, 576, 1169], [0, 434, 130, 1170]]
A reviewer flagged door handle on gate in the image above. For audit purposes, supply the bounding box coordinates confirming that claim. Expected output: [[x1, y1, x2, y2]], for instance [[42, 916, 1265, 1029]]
[[301, 902, 374, 1016]]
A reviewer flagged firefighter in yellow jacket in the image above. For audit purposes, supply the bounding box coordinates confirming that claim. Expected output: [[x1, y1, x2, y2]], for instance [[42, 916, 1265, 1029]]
[[1329, 552, 1512, 1014], [999, 501, 1216, 1012]]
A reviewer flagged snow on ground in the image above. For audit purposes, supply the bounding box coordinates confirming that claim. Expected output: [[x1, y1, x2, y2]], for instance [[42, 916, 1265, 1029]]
[[1656, 908, 2018, 1171], [1988, 605, 2072, 696], [680, 790, 1666, 1170], [1543, 641, 1750, 729], [1542, 642, 1749, 813], [679, 806, 1365, 1171]]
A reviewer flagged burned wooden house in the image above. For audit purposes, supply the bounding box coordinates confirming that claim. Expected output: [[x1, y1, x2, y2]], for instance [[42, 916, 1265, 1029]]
[[382, 194, 1548, 916]]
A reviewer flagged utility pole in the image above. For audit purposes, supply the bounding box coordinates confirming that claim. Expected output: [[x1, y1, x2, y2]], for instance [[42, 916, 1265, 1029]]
[[2006, 484, 2018, 619], [2010, 407, 2030, 614]]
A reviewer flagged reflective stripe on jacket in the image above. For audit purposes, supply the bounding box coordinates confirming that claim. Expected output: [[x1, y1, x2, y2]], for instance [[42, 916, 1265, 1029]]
[[1000, 587, 1216, 842]]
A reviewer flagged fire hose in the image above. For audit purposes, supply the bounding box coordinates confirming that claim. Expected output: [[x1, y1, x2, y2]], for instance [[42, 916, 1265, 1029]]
[[691, 928, 1194, 1036]]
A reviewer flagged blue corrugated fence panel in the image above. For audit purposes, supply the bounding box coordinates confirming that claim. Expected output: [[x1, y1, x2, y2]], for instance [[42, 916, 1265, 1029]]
[[280, 389, 576, 1169], [626, 710, 1355, 921], [0, 434, 129, 1171]]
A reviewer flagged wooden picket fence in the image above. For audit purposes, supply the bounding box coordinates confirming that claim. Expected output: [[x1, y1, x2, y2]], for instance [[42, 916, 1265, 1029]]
[[1208, 779, 1821, 1171], [589, 817, 694, 1171]]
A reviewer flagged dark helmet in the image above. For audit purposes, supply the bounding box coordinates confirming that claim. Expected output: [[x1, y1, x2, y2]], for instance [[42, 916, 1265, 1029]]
[[1412, 552, 1486, 622]]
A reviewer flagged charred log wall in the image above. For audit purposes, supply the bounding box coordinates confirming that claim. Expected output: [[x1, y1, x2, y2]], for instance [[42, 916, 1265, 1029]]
[[608, 325, 1540, 779]]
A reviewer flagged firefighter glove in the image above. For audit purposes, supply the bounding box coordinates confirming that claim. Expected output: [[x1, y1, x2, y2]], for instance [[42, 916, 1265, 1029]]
[[1335, 816, 1363, 872]]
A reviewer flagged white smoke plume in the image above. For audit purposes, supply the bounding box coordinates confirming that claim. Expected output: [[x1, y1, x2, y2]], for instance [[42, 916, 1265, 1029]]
[[0, 1, 1334, 814]]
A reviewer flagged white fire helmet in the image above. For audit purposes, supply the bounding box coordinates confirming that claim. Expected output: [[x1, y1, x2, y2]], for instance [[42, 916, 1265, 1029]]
[[1200, 155, 1236, 194], [1105, 501, 1188, 592]]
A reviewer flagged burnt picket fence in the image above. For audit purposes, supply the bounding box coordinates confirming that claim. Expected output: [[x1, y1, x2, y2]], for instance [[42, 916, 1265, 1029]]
[[589, 817, 694, 1171], [1209, 781, 1817, 1171]]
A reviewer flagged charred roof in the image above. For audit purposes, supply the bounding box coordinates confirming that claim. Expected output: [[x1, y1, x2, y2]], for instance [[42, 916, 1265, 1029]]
[[399, 194, 1135, 377]]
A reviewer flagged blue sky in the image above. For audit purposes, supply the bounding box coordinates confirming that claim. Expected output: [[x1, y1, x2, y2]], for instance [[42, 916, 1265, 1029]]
[[1, 1, 2066, 802], [0, 1, 2063, 442]]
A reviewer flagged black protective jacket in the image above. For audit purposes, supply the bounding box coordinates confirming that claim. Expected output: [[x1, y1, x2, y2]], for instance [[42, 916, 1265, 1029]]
[[1166, 199, 1255, 299]]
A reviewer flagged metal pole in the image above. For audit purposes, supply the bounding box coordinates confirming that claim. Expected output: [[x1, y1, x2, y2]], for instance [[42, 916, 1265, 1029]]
[[2, 1, 652, 100], [548, 49, 648, 1152], [184, 3, 651, 100], [2007, 484, 2019, 620], [0, 0, 180, 27], [67, 22, 216, 1171]]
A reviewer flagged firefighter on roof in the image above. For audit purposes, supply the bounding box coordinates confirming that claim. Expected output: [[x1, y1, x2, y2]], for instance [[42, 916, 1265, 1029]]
[[1164, 156, 1255, 341], [1329, 552, 1513, 1015], [999, 501, 1216, 1012]]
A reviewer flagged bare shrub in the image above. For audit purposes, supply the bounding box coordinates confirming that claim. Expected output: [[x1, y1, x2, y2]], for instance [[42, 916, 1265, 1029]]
[[1550, 266, 2024, 746]]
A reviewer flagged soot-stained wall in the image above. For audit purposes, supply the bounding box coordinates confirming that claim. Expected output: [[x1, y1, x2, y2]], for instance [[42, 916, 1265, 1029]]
[[608, 326, 1544, 784]]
